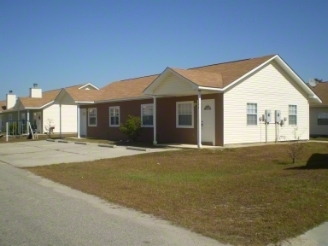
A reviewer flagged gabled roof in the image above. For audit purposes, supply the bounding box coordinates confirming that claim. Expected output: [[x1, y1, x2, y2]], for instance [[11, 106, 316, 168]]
[[143, 54, 321, 104], [99, 75, 158, 101], [55, 76, 159, 104], [308, 82, 328, 105], [143, 55, 277, 94], [188, 54, 275, 88], [169, 68, 223, 88], [0, 100, 6, 112], [16, 83, 98, 109]]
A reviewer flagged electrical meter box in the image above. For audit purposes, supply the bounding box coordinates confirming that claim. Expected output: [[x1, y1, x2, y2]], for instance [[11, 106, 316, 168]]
[[265, 110, 271, 123], [275, 110, 281, 123]]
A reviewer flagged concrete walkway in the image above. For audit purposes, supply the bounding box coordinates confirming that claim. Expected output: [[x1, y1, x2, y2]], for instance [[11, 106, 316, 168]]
[[0, 140, 175, 167]]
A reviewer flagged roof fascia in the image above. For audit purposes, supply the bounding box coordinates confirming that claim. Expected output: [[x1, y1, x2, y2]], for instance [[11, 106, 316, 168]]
[[78, 83, 99, 90], [95, 96, 152, 104], [143, 68, 197, 95], [274, 56, 322, 103]]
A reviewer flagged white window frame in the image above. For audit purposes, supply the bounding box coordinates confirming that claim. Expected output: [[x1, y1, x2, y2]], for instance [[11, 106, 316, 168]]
[[88, 108, 97, 127], [318, 112, 328, 125], [141, 104, 153, 127], [176, 101, 194, 128], [288, 105, 297, 125], [247, 103, 257, 126], [109, 106, 120, 127]]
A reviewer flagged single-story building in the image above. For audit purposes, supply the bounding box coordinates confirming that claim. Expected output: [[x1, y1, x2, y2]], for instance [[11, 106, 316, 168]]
[[55, 54, 322, 147], [0, 83, 99, 134], [308, 81, 328, 136]]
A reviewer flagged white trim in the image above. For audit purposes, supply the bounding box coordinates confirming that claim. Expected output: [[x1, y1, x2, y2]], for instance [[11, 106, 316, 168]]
[[176, 101, 194, 128], [97, 96, 152, 104], [78, 83, 99, 90], [75, 101, 95, 104], [197, 91, 202, 148], [141, 103, 154, 127], [77, 105, 80, 138], [109, 106, 120, 127], [88, 108, 97, 127], [247, 103, 258, 126], [153, 97, 157, 144], [197, 86, 224, 92], [143, 67, 197, 95]]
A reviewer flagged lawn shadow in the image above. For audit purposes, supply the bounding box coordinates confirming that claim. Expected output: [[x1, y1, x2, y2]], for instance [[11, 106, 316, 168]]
[[285, 153, 328, 170]]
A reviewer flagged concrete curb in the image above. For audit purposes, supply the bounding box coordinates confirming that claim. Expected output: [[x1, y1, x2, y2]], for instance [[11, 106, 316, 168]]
[[46, 139, 56, 142], [98, 144, 116, 148], [75, 142, 87, 145], [58, 140, 69, 143], [126, 146, 147, 151]]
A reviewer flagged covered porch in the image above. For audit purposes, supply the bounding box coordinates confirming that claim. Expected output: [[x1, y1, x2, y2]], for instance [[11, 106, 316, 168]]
[[143, 67, 224, 148]]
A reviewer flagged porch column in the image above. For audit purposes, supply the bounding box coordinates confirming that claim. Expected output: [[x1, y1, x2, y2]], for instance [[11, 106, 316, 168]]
[[77, 104, 81, 138], [59, 104, 62, 138], [153, 96, 157, 145], [27, 110, 30, 133], [197, 90, 202, 148], [17, 111, 20, 134]]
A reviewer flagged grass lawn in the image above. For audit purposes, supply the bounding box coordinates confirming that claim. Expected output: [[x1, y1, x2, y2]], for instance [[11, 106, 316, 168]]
[[26, 142, 328, 246]]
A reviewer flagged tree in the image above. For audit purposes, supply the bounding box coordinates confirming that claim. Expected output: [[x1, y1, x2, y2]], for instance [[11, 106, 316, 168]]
[[119, 115, 142, 141]]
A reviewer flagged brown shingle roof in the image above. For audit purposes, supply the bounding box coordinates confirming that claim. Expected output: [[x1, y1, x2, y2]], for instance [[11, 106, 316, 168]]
[[99, 75, 159, 101], [20, 84, 84, 108], [64, 55, 276, 102], [309, 82, 328, 105], [170, 68, 223, 88], [0, 100, 6, 111], [188, 54, 276, 87]]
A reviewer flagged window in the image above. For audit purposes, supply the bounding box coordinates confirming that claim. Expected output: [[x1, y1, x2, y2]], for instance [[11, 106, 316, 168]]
[[318, 112, 328, 125], [8, 114, 12, 122], [88, 108, 97, 126], [176, 101, 194, 128], [141, 104, 153, 127], [109, 106, 120, 127], [289, 105, 297, 125], [247, 103, 257, 125]]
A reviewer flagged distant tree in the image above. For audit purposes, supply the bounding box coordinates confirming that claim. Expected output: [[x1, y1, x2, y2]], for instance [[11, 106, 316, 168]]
[[314, 78, 323, 83]]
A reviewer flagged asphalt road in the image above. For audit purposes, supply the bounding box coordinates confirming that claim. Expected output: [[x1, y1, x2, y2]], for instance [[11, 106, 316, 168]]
[[0, 162, 226, 246]]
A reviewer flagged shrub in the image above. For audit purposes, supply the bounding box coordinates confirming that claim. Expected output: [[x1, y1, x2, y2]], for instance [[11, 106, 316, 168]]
[[119, 115, 142, 141]]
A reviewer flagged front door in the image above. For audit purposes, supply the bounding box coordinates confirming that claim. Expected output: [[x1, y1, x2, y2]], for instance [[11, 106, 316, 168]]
[[201, 99, 215, 145], [80, 108, 87, 137], [35, 112, 42, 133]]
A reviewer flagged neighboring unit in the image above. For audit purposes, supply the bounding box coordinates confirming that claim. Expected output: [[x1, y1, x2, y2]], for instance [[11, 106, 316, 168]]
[[308, 80, 328, 136], [55, 54, 321, 147], [0, 83, 99, 134]]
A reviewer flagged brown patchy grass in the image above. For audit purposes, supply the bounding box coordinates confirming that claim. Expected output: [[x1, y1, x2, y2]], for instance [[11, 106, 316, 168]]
[[25, 143, 328, 246]]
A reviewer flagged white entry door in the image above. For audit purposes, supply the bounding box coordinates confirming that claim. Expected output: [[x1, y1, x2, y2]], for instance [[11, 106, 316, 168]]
[[80, 108, 87, 137], [201, 99, 215, 145]]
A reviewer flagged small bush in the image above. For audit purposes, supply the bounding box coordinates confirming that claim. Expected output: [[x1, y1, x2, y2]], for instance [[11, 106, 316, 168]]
[[119, 115, 142, 141]]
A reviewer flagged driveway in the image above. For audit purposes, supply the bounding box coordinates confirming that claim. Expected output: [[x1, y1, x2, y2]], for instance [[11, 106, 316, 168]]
[[0, 162, 225, 246], [0, 140, 172, 167]]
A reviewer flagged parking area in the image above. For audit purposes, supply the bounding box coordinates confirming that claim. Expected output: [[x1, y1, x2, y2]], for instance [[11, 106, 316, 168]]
[[0, 140, 174, 167]]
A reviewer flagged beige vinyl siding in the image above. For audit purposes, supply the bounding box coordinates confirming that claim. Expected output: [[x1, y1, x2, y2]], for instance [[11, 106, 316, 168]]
[[309, 107, 328, 136], [153, 74, 195, 95], [43, 104, 78, 133], [224, 61, 309, 145]]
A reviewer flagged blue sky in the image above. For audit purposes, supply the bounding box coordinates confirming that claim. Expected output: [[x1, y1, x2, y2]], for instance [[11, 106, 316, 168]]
[[1, 0, 327, 99]]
